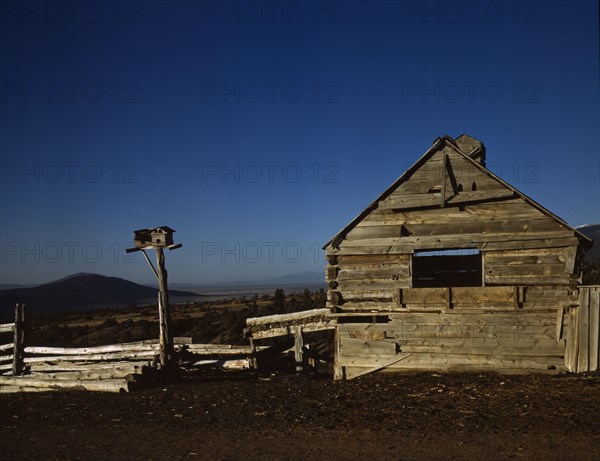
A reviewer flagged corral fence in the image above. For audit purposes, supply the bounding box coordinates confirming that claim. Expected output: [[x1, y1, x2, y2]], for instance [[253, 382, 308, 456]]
[[0, 304, 257, 393]]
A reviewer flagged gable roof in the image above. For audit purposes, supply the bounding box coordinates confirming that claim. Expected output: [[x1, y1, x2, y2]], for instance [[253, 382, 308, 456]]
[[323, 135, 592, 250]]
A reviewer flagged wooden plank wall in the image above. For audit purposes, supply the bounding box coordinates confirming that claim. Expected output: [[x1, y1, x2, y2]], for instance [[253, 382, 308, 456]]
[[325, 144, 580, 312], [484, 248, 573, 286], [565, 286, 600, 372], [324, 142, 587, 378], [336, 310, 565, 379]]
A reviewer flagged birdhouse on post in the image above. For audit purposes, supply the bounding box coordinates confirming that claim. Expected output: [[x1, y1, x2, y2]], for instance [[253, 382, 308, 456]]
[[127, 226, 182, 369], [133, 226, 176, 249]]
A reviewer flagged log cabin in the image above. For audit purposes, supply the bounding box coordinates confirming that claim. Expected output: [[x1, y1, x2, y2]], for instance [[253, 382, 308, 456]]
[[323, 134, 595, 379]]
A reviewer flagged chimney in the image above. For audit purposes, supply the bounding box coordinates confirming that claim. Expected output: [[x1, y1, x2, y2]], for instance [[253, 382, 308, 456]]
[[454, 134, 486, 166]]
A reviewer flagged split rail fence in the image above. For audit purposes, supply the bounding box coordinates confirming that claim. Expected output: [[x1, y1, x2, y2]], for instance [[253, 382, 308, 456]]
[[0, 304, 258, 393]]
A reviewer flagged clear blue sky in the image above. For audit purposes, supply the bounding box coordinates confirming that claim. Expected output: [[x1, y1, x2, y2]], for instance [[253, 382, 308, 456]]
[[1, 0, 599, 285]]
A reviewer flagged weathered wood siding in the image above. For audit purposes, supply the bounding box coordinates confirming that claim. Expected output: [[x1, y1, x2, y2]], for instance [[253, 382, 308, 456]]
[[336, 310, 565, 379], [324, 137, 587, 377], [326, 143, 580, 310]]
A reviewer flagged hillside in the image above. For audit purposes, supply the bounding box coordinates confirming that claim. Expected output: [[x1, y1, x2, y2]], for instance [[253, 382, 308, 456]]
[[578, 223, 600, 264], [0, 273, 199, 314]]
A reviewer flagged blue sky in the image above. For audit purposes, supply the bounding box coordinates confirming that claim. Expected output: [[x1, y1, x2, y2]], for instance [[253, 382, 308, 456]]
[[1, 0, 599, 285]]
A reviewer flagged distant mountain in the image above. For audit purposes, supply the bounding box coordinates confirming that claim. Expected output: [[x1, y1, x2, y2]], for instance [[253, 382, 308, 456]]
[[261, 271, 325, 284], [577, 224, 600, 264], [0, 273, 200, 314], [222, 271, 325, 286], [0, 283, 38, 290]]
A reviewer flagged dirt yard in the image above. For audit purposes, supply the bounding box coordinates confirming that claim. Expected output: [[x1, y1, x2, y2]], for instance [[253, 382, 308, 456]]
[[1, 370, 599, 460]]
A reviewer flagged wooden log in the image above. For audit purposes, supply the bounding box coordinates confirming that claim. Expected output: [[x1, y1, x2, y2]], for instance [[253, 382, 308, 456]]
[[186, 344, 254, 355], [27, 362, 148, 373], [0, 343, 14, 351], [246, 308, 330, 327], [0, 376, 129, 393], [187, 358, 250, 370], [0, 385, 55, 393], [23, 339, 191, 356], [173, 337, 193, 344], [0, 354, 14, 363], [0, 323, 15, 333], [24, 350, 157, 363], [25, 343, 160, 355], [248, 320, 336, 340], [23, 369, 141, 381]]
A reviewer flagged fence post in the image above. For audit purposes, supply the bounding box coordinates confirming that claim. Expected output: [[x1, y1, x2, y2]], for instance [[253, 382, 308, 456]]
[[294, 326, 304, 373], [12, 303, 25, 376]]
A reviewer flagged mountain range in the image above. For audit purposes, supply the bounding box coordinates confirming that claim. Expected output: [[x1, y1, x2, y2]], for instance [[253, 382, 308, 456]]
[[0, 273, 199, 315]]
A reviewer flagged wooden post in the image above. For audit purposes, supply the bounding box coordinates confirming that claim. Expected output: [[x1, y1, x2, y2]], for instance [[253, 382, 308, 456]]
[[440, 153, 448, 207], [12, 303, 25, 376], [294, 326, 304, 373], [249, 338, 259, 370], [333, 328, 344, 381], [155, 248, 174, 368]]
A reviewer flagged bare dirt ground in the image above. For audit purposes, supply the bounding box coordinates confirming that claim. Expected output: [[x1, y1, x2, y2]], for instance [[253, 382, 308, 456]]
[[2, 370, 599, 461]]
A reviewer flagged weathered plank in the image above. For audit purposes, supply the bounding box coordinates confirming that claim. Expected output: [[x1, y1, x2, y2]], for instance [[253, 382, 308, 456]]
[[486, 263, 566, 277], [248, 320, 336, 340], [577, 289, 590, 372], [589, 288, 599, 371], [485, 274, 571, 286], [401, 288, 449, 305], [343, 354, 413, 380], [246, 309, 329, 327], [336, 254, 412, 265], [480, 238, 578, 252], [339, 337, 397, 356], [336, 266, 410, 281], [338, 231, 575, 250], [565, 307, 579, 372], [24, 351, 158, 363], [25, 343, 160, 355], [340, 352, 563, 372], [451, 286, 514, 304], [347, 218, 559, 241], [0, 376, 129, 393]]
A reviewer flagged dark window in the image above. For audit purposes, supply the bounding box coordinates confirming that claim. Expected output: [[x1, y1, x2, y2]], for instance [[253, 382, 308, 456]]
[[412, 248, 482, 287]]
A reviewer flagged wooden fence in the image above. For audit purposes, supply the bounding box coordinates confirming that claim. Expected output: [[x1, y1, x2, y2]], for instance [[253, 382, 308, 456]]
[[565, 286, 600, 372], [0, 303, 26, 377], [0, 303, 258, 393]]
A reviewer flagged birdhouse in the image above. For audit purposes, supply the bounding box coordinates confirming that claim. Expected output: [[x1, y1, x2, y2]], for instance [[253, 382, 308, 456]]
[[133, 226, 175, 249]]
